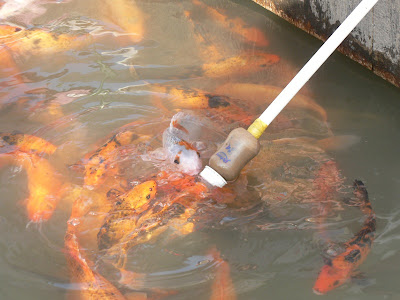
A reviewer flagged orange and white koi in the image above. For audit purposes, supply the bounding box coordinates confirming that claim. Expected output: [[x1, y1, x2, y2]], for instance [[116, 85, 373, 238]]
[[163, 112, 202, 176], [313, 180, 376, 294]]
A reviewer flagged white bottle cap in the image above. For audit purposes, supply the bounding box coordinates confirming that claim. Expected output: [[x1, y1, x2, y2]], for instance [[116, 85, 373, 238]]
[[199, 166, 227, 188]]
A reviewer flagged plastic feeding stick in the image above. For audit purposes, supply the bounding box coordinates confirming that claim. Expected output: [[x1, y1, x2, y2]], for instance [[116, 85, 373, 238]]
[[200, 0, 379, 188]]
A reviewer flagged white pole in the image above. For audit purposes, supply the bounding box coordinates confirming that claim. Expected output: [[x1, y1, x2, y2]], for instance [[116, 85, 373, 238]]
[[259, 0, 378, 126]]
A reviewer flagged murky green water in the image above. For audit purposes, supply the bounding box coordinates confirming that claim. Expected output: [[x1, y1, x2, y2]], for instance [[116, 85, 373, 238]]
[[0, 0, 400, 299]]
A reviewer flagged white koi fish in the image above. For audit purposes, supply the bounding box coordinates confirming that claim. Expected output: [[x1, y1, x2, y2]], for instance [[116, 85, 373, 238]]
[[162, 112, 202, 176]]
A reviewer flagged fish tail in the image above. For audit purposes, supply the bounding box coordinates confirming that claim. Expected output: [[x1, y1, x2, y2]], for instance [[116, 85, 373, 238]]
[[209, 246, 237, 300], [353, 180, 375, 217]]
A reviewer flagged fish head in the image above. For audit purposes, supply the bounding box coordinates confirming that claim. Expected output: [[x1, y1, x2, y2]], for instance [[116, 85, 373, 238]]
[[172, 143, 202, 176], [0, 24, 22, 36], [313, 261, 350, 295], [163, 127, 202, 176]]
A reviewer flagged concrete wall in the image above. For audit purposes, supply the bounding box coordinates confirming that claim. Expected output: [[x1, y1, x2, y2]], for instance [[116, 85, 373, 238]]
[[251, 0, 400, 88]]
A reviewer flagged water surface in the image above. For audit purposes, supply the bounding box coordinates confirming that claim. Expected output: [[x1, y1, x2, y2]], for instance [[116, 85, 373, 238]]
[[0, 0, 400, 299]]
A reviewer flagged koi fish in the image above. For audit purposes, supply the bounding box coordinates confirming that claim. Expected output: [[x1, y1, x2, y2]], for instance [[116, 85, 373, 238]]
[[209, 247, 237, 300], [82, 129, 150, 188], [313, 180, 376, 294], [98, 175, 208, 271], [0, 24, 92, 67], [8, 152, 64, 222], [183, 9, 279, 78], [214, 83, 328, 122], [0, 24, 22, 36], [151, 85, 254, 126], [97, 180, 157, 253], [151, 85, 230, 111], [201, 51, 280, 78], [192, 0, 269, 47], [0, 25, 24, 86], [101, 0, 144, 44], [0, 132, 57, 155], [163, 112, 202, 176], [65, 228, 127, 300]]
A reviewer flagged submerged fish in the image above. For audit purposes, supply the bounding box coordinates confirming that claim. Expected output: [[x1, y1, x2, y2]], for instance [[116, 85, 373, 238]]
[[183, 8, 279, 79], [0, 132, 57, 155], [11, 152, 64, 222], [65, 228, 127, 300], [313, 180, 376, 294], [97, 180, 158, 255], [192, 0, 269, 48], [100, 0, 144, 44], [0, 24, 91, 63], [214, 82, 328, 122], [81, 126, 150, 188], [0, 133, 61, 222]]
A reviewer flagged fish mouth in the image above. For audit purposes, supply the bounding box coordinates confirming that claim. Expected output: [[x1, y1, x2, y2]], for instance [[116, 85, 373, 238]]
[[312, 288, 325, 295], [184, 168, 201, 176]]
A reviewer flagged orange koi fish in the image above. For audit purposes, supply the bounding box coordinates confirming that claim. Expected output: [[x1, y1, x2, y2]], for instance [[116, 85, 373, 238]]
[[83, 129, 149, 188], [214, 83, 328, 122], [151, 85, 230, 110], [0, 132, 57, 155], [0, 24, 92, 68], [201, 51, 280, 78], [101, 0, 144, 44], [192, 0, 269, 47], [97, 180, 157, 254], [0, 25, 25, 86], [17, 152, 64, 222], [209, 247, 237, 300], [65, 228, 127, 300], [64, 188, 128, 299], [0, 133, 59, 222], [97, 176, 209, 271], [183, 10, 279, 78], [151, 85, 254, 126], [313, 180, 376, 294]]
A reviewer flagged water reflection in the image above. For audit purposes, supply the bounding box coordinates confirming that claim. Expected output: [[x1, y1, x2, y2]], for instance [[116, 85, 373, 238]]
[[0, 0, 399, 299]]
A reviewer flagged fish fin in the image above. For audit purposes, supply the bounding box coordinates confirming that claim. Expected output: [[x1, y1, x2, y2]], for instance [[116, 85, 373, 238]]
[[68, 161, 85, 173], [316, 135, 361, 152], [118, 268, 146, 289], [350, 270, 365, 279], [350, 271, 374, 286], [208, 246, 237, 300]]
